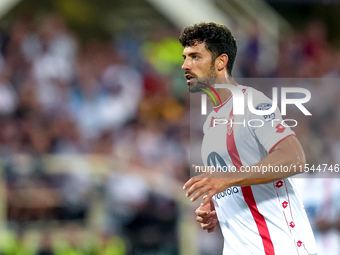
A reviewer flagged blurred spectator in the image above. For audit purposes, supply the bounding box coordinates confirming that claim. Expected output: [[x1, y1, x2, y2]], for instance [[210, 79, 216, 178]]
[[100, 63, 143, 130], [57, 158, 92, 222], [32, 14, 77, 114], [104, 173, 149, 236], [0, 68, 17, 116]]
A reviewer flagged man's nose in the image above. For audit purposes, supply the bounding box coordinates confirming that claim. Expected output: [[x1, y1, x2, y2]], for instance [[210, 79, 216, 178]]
[[182, 59, 191, 70]]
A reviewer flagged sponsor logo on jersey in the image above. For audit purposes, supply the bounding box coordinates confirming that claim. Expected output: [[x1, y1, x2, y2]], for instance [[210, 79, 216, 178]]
[[256, 103, 276, 121], [207, 152, 226, 169], [275, 180, 284, 188], [214, 187, 239, 199], [264, 113, 276, 121], [275, 124, 286, 133]]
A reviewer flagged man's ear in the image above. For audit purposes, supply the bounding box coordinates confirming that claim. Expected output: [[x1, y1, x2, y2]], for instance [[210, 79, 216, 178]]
[[216, 54, 228, 71]]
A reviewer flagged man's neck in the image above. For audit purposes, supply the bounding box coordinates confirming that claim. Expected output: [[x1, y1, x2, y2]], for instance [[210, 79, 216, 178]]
[[208, 76, 238, 106]]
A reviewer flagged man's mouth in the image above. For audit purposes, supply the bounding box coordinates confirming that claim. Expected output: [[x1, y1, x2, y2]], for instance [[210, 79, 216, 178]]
[[185, 73, 195, 84]]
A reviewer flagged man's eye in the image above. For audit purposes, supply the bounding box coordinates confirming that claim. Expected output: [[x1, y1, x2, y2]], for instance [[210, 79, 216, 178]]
[[193, 55, 199, 60]]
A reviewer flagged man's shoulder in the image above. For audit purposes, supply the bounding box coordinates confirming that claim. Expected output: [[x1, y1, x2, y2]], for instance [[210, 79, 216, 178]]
[[238, 85, 275, 116], [240, 85, 271, 103]]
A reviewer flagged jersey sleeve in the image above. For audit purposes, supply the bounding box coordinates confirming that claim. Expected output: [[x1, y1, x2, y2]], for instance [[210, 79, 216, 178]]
[[247, 90, 295, 153]]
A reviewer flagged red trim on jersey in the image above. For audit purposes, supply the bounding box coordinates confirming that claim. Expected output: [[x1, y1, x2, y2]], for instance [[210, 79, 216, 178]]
[[227, 108, 275, 255], [227, 127, 243, 168], [284, 180, 296, 226], [202, 83, 223, 106], [268, 134, 296, 153], [226, 107, 242, 168], [302, 243, 311, 255], [241, 186, 276, 255], [273, 182, 300, 255], [213, 95, 232, 112]]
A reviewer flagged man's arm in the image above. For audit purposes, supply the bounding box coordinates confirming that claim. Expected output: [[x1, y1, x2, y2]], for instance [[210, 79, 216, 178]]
[[183, 135, 305, 205]]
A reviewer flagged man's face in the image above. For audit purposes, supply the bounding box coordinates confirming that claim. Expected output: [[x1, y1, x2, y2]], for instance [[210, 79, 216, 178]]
[[182, 42, 217, 92]]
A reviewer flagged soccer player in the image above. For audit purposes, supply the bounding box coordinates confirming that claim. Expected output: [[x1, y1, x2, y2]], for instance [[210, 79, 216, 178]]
[[179, 22, 318, 255]]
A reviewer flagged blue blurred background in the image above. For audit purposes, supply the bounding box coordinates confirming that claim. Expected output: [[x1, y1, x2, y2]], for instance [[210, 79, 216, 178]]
[[0, 0, 339, 254]]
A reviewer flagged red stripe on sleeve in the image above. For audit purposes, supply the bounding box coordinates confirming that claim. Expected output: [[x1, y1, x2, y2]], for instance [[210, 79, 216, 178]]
[[268, 134, 296, 153]]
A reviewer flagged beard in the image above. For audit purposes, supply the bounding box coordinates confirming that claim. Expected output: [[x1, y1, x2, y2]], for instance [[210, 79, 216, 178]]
[[188, 65, 218, 93]]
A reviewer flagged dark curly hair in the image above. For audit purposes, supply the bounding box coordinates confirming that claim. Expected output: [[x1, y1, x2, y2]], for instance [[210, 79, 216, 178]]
[[179, 22, 237, 76]]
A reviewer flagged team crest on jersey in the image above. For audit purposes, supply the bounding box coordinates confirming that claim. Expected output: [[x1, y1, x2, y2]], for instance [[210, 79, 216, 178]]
[[227, 116, 234, 135], [210, 117, 227, 127], [210, 117, 215, 127], [255, 103, 276, 121]]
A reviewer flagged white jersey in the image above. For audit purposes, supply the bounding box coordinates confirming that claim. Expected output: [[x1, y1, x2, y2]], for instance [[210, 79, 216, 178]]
[[201, 85, 318, 255], [294, 177, 340, 255]]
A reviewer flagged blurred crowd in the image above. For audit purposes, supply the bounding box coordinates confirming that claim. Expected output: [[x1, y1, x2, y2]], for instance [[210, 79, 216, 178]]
[[0, 12, 339, 255], [0, 13, 184, 255]]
